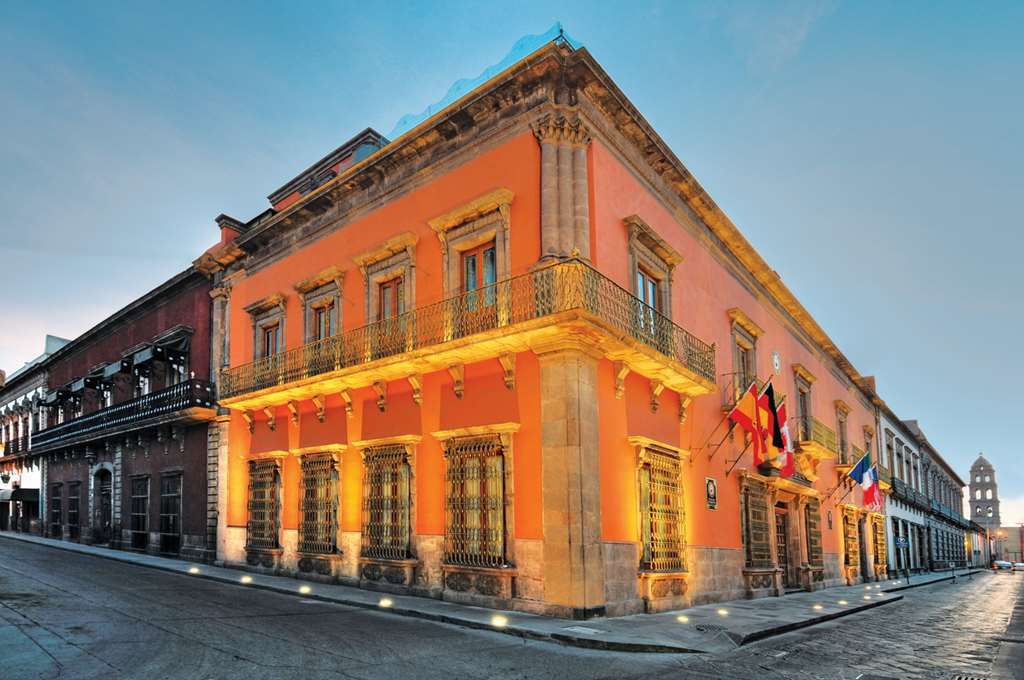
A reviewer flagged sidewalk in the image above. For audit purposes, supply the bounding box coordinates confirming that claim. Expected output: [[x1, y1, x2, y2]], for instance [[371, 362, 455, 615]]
[[0, 531, 984, 654]]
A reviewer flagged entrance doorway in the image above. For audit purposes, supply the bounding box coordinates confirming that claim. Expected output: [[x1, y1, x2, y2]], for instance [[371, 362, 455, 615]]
[[93, 469, 112, 544], [775, 508, 791, 588], [858, 517, 871, 581]]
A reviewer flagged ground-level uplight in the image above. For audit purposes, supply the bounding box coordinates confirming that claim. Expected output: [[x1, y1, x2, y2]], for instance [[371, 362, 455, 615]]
[[716, 608, 729, 617], [676, 615, 690, 623], [838, 600, 848, 605], [188, 567, 200, 574], [240, 575, 253, 584], [812, 604, 823, 611], [863, 595, 871, 600], [299, 585, 312, 594], [379, 597, 394, 608], [491, 615, 508, 628]]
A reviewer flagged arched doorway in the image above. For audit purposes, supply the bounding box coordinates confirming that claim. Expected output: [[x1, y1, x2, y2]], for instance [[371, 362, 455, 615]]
[[93, 469, 112, 544]]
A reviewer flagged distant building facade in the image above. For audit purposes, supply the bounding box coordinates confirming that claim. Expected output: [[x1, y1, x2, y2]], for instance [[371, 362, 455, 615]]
[[0, 335, 69, 532], [30, 269, 218, 561]]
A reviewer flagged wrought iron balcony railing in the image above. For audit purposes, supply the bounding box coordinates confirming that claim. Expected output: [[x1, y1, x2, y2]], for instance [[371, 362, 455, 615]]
[[220, 260, 716, 399], [34, 380, 215, 448], [796, 416, 838, 455], [3, 436, 27, 455]]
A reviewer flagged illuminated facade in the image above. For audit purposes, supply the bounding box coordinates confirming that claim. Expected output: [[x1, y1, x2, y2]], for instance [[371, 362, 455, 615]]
[[196, 36, 894, 618]]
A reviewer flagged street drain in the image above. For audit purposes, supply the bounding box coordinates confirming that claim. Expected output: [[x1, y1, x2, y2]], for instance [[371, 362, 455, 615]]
[[695, 624, 726, 633], [952, 675, 990, 680]]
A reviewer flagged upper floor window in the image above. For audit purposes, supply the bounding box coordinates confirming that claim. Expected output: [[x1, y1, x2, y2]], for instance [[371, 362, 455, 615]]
[[261, 323, 281, 358], [636, 267, 661, 311], [378, 276, 405, 321], [167, 359, 187, 386], [986, 489, 993, 500], [835, 406, 849, 464], [985, 475, 991, 482], [794, 374, 812, 441], [895, 441, 905, 480], [134, 370, 151, 398], [429, 189, 511, 301], [625, 215, 681, 322], [975, 488, 981, 500], [295, 268, 344, 344], [245, 294, 287, 361], [99, 384, 114, 408]]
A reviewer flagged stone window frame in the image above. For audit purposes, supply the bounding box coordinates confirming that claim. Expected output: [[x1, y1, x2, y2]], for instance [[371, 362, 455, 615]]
[[792, 365, 816, 441], [296, 449, 343, 556], [624, 215, 682, 321], [834, 400, 850, 464], [629, 435, 688, 573], [428, 188, 514, 299], [728, 308, 763, 400], [433, 423, 518, 570], [244, 293, 288, 360], [353, 232, 418, 325], [294, 266, 345, 344], [351, 434, 421, 561]]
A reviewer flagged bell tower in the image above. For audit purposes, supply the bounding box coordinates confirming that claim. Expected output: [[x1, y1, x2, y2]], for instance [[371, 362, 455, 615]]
[[969, 453, 1000, 531]]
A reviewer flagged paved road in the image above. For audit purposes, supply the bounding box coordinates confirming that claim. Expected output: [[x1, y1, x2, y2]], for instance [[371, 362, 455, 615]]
[[0, 539, 1020, 679]]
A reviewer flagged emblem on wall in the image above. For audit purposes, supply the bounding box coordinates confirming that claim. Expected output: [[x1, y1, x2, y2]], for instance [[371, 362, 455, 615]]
[[705, 477, 718, 510]]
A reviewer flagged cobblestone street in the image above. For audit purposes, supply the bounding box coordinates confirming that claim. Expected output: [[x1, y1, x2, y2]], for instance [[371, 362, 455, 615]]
[[1, 539, 1020, 679]]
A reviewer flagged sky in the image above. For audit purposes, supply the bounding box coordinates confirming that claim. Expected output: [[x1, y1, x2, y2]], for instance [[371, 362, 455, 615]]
[[1, 1, 1021, 522]]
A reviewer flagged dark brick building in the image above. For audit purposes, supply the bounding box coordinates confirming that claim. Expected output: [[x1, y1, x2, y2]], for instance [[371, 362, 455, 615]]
[[31, 267, 218, 561]]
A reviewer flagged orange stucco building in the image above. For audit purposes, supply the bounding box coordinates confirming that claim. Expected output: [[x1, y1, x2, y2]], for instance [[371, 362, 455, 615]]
[[197, 34, 886, 618]]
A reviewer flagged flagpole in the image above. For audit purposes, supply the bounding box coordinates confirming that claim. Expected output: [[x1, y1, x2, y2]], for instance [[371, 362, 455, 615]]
[[725, 437, 753, 477]]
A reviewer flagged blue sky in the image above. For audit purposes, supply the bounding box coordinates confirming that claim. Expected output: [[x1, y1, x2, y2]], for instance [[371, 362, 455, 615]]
[[1, 1, 1021, 521]]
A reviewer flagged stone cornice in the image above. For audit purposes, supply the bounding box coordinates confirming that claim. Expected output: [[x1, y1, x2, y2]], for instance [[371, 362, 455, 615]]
[[428, 188, 515, 234], [243, 293, 287, 316], [727, 308, 765, 338], [625, 215, 683, 267], [226, 41, 874, 405], [352, 232, 419, 269], [294, 265, 346, 295]]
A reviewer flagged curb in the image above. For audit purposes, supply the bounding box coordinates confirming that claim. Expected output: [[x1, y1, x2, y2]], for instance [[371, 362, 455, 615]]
[[882, 570, 985, 593], [0, 532, 912, 655]]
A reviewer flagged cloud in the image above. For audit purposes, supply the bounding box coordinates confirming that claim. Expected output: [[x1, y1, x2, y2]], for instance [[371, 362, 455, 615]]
[[1000, 496, 1024, 527], [702, 0, 838, 73]]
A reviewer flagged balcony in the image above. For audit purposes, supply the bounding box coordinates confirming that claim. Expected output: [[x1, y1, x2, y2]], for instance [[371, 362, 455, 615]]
[[33, 380, 216, 451], [220, 260, 717, 409], [796, 417, 838, 459], [3, 436, 28, 456]]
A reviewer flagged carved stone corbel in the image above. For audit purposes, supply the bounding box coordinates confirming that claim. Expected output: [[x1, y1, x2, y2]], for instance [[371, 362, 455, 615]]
[[340, 390, 354, 417], [311, 395, 326, 423], [242, 411, 254, 433], [678, 395, 692, 425], [498, 355, 515, 390], [613, 361, 630, 400], [448, 364, 464, 399], [407, 375, 423, 405], [650, 381, 665, 412], [287, 401, 299, 425], [263, 407, 276, 432], [137, 432, 150, 457], [372, 381, 387, 412]]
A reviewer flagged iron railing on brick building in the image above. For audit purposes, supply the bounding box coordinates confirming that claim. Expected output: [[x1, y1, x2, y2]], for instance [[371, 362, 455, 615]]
[[220, 260, 716, 399], [34, 380, 215, 448]]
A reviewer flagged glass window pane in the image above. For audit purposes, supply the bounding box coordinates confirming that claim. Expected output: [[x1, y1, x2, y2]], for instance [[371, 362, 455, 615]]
[[483, 248, 496, 285], [464, 253, 478, 291]]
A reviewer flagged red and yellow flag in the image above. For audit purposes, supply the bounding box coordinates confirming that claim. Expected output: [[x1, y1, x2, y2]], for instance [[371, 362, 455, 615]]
[[728, 381, 763, 460]]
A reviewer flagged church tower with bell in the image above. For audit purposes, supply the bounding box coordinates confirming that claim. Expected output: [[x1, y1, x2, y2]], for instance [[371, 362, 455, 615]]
[[969, 453, 1000, 531]]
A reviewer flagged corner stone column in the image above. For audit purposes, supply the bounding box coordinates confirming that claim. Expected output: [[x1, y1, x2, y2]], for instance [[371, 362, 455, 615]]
[[537, 346, 606, 618]]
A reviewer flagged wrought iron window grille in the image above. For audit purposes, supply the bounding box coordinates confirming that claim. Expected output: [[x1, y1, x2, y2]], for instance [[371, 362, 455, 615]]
[[246, 459, 281, 551], [298, 453, 338, 555], [444, 436, 507, 569], [638, 447, 686, 572], [361, 446, 411, 560]]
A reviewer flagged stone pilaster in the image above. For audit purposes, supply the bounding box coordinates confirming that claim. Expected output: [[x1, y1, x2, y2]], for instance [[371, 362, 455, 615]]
[[531, 110, 592, 261], [537, 345, 605, 619]]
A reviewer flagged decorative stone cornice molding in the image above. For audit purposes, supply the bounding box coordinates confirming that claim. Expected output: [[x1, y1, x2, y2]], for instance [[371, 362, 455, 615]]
[[352, 232, 418, 270], [834, 399, 851, 415], [625, 215, 683, 268], [792, 363, 817, 384], [243, 293, 287, 316], [628, 435, 687, 467], [727, 308, 765, 339], [428, 188, 515, 235], [294, 265, 346, 295], [431, 422, 520, 443]]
